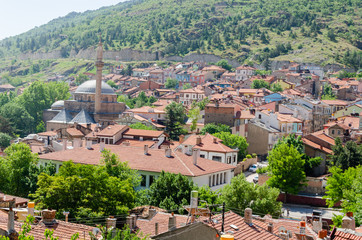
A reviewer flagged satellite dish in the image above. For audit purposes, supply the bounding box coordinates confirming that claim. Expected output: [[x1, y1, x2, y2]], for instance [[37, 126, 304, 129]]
[[92, 228, 100, 236]]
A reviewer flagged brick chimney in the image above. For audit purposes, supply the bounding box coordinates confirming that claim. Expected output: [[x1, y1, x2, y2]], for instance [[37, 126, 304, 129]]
[[317, 229, 327, 240], [42, 209, 57, 227], [144, 145, 149, 155], [168, 213, 176, 230], [267, 222, 273, 233], [196, 136, 202, 145], [179, 135, 185, 144], [213, 137, 217, 143], [244, 208, 252, 225], [192, 148, 200, 165], [106, 216, 117, 229], [341, 212, 355, 230], [165, 148, 172, 158]]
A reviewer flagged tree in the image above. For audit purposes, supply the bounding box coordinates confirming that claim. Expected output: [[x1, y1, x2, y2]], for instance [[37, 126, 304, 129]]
[[148, 171, 194, 212], [0, 133, 11, 149], [327, 29, 336, 42], [107, 80, 117, 88], [273, 133, 304, 154], [216, 59, 232, 71], [165, 78, 178, 89], [324, 166, 362, 226], [267, 142, 306, 198], [182, 83, 192, 90], [75, 73, 88, 86], [196, 98, 210, 111], [187, 104, 201, 132], [0, 102, 34, 136], [0, 143, 40, 197], [271, 83, 283, 92], [129, 122, 154, 130], [201, 123, 231, 135], [0, 116, 14, 135], [125, 64, 133, 76], [213, 132, 248, 160], [221, 174, 282, 217], [330, 138, 362, 171], [165, 102, 187, 140], [32, 161, 136, 219], [321, 84, 336, 100], [251, 79, 269, 89]]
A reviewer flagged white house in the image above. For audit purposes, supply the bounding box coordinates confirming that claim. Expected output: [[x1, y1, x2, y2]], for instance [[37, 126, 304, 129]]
[[38, 144, 235, 191], [177, 134, 238, 165], [178, 88, 205, 106], [235, 65, 256, 81]]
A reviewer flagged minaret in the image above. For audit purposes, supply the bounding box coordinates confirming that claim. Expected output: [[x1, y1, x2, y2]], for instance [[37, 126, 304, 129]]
[[95, 38, 104, 115]]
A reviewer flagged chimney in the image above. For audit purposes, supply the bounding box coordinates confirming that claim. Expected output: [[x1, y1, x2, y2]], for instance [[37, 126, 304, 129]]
[[27, 202, 35, 216], [213, 137, 217, 144], [244, 208, 252, 225], [63, 211, 70, 222], [192, 148, 200, 165], [165, 148, 172, 158], [100, 141, 105, 152], [7, 199, 15, 236], [126, 216, 133, 229], [267, 222, 274, 233], [42, 209, 57, 227], [196, 136, 202, 145], [341, 212, 355, 230], [131, 214, 137, 229], [87, 123, 91, 129], [317, 229, 328, 240], [179, 135, 185, 144], [155, 222, 159, 235], [168, 213, 176, 230], [62, 139, 67, 151], [144, 145, 149, 155], [106, 216, 117, 229]]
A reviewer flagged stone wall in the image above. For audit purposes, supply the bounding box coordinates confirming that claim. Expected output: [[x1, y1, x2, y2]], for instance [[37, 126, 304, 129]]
[[165, 53, 241, 67], [234, 157, 257, 175]]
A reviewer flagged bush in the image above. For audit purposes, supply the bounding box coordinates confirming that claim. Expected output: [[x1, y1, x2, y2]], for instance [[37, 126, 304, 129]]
[[252, 153, 257, 158], [256, 166, 268, 174], [246, 154, 252, 159]]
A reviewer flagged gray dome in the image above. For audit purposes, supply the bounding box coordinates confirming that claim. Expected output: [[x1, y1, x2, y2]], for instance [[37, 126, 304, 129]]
[[75, 80, 115, 95], [51, 100, 65, 109]]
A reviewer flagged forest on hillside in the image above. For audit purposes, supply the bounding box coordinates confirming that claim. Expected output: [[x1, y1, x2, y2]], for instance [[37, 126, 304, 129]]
[[0, 0, 361, 68]]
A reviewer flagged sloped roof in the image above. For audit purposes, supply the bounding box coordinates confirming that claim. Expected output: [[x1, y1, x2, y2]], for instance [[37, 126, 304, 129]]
[[39, 144, 235, 177], [70, 109, 95, 124], [49, 109, 73, 123], [182, 134, 237, 153]]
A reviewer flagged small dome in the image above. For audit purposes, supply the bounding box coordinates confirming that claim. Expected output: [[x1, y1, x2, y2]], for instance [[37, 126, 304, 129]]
[[75, 80, 115, 95], [51, 100, 65, 109]]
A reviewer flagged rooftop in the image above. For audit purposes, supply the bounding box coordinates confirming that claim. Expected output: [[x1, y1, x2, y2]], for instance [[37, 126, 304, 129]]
[[39, 145, 235, 177], [181, 134, 238, 153], [75, 80, 115, 95]]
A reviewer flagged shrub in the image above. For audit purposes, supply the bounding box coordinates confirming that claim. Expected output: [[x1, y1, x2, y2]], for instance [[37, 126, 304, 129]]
[[252, 153, 257, 158], [246, 154, 252, 159]]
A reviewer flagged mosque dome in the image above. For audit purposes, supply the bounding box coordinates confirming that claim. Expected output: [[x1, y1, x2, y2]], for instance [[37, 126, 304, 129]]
[[75, 80, 115, 95], [51, 100, 65, 110]]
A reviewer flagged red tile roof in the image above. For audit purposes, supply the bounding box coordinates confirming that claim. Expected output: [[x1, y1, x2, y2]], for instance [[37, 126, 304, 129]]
[[66, 128, 84, 137], [39, 145, 235, 177], [182, 134, 237, 153], [38, 131, 58, 137], [137, 212, 188, 237], [96, 125, 129, 137], [322, 100, 348, 106], [123, 129, 164, 138], [332, 229, 362, 240]]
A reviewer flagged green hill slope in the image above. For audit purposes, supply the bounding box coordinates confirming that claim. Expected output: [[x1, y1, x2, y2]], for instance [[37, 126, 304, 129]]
[[0, 0, 361, 68]]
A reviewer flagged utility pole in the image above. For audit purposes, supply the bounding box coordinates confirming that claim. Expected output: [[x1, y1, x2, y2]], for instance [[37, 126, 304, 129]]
[[221, 202, 225, 233]]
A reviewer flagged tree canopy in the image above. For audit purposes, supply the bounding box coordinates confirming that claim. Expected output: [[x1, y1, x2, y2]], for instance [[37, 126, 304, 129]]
[[267, 142, 306, 196], [221, 174, 282, 217], [213, 132, 248, 160], [165, 78, 178, 89], [330, 138, 362, 171], [129, 122, 154, 130], [201, 123, 231, 135], [251, 79, 269, 89], [165, 102, 187, 140]]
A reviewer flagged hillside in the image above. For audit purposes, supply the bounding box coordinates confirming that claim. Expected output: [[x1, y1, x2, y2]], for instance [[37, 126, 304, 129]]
[[0, 0, 361, 69]]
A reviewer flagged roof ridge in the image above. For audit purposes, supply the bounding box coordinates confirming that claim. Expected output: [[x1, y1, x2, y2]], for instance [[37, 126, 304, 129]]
[[173, 151, 195, 177]]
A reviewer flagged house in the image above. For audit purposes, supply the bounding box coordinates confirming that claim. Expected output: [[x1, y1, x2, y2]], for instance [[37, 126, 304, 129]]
[[264, 93, 286, 103], [322, 100, 348, 114], [202, 65, 226, 79], [273, 79, 295, 90], [38, 144, 235, 190], [302, 130, 335, 160], [149, 69, 164, 84], [221, 71, 236, 81], [177, 134, 238, 165], [235, 65, 256, 81], [204, 103, 245, 127], [139, 80, 163, 91], [0, 84, 15, 93], [127, 106, 166, 122], [206, 209, 318, 240], [178, 88, 205, 106], [333, 104, 362, 118]]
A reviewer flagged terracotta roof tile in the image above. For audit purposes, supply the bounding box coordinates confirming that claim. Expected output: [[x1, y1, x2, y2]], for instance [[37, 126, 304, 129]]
[[182, 134, 238, 153], [66, 128, 84, 137], [124, 129, 164, 138], [322, 100, 348, 106], [38, 131, 58, 137], [39, 145, 235, 177], [97, 125, 129, 137]]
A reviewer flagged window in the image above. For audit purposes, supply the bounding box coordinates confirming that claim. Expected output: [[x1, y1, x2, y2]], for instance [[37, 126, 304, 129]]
[[331, 129, 335, 135], [224, 172, 227, 183], [259, 114, 261, 119], [209, 176, 212, 187], [233, 156, 236, 163], [212, 175, 215, 186], [220, 173, 223, 184], [227, 156, 231, 164], [216, 174, 219, 185], [200, 154, 205, 158], [141, 175, 146, 187], [149, 175, 154, 186], [212, 156, 222, 162], [337, 130, 341, 135]]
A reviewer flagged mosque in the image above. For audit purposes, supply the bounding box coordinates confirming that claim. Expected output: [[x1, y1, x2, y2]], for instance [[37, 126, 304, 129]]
[[43, 40, 126, 132]]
